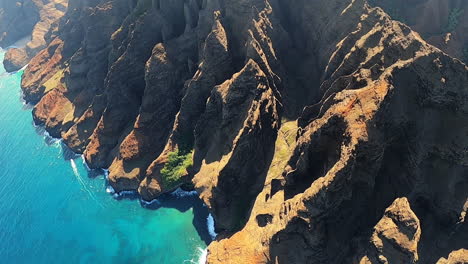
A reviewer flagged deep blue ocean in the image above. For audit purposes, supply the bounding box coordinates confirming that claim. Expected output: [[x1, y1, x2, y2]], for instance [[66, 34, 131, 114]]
[[0, 49, 211, 263]]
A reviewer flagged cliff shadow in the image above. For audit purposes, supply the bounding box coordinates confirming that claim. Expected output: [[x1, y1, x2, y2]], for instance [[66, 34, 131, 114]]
[[140, 190, 213, 245]]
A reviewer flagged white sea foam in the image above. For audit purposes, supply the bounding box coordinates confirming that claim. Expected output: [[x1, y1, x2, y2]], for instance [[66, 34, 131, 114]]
[[105, 185, 115, 194], [170, 188, 198, 198], [80, 154, 91, 170], [34, 127, 62, 145], [140, 198, 161, 206], [112, 190, 137, 199], [71, 159, 88, 191], [207, 214, 217, 239], [183, 247, 207, 264], [71, 159, 102, 207], [32, 125, 69, 149], [70, 159, 79, 176], [197, 247, 208, 264]]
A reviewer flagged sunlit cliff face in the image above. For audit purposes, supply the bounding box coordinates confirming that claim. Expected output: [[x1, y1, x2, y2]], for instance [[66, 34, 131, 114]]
[[0, 0, 467, 263]]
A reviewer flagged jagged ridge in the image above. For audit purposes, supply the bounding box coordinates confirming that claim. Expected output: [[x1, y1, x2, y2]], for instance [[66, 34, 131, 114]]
[[6, 0, 468, 263]]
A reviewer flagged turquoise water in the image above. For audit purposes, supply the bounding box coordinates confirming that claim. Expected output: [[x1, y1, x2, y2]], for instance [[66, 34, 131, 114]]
[[0, 49, 211, 264]]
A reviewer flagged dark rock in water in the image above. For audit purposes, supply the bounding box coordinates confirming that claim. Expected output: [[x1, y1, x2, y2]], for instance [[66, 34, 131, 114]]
[[4, 0, 467, 263], [60, 142, 80, 160]]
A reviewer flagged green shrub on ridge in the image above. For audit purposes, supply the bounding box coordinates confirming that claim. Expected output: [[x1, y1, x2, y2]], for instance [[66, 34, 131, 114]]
[[160, 149, 193, 190]]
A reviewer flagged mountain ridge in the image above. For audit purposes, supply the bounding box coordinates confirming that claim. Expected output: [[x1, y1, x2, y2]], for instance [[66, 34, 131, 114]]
[[1, 0, 467, 263]]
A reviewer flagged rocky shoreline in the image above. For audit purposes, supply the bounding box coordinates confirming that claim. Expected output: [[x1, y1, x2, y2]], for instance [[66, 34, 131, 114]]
[[1, 0, 467, 263]]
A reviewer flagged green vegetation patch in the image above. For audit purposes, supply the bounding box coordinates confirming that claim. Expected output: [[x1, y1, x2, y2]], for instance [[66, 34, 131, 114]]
[[160, 149, 193, 190], [443, 8, 464, 33], [266, 119, 298, 179]]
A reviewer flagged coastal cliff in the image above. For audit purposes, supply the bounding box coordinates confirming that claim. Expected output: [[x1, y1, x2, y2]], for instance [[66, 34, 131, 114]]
[[369, 0, 468, 64], [0, 0, 68, 72], [0, 0, 42, 47], [2, 0, 467, 263]]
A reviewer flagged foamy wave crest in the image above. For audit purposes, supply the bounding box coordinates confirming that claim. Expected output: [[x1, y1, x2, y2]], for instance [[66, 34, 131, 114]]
[[184, 247, 207, 264], [207, 214, 217, 239], [106, 185, 115, 194], [170, 188, 198, 198], [32, 123, 62, 146], [81, 155, 91, 171], [71, 159, 103, 207], [112, 190, 137, 199], [19, 90, 34, 109], [70, 159, 79, 176], [43, 131, 61, 146], [197, 247, 208, 264], [140, 198, 161, 206]]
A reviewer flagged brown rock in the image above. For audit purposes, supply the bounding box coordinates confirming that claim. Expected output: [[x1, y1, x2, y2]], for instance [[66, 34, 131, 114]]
[[369, 0, 468, 63], [437, 249, 468, 264], [21, 37, 64, 103], [2, 0, 68, 72], [193, 58, 280, 231], [358, 198, 421, 264], [140, 10, 232, 200], [0, 0, 42, 48], [3, 48, 28, 72], [205, 1, 468, 263], [33, 87, 73, 138], [110, 32, 198, 194], [84, 0, 184, 169], [16, 0, 468, 263]]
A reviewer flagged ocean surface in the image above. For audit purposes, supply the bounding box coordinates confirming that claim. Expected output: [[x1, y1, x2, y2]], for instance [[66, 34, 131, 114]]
[[0, 49, 211, 264]]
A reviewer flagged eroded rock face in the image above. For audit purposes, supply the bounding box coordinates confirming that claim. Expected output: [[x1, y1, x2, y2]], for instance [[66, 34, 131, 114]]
[[3, 48, 28, 72], [1, 0, 68, 72], [437, 249, 468, 264], [0, 0, 42, 48], [16, 0, 468, 262], [194, 59, 280, 231], [369, 0, 468, 63], [357, 198, 421, 264], [203, 1, 468, 263]]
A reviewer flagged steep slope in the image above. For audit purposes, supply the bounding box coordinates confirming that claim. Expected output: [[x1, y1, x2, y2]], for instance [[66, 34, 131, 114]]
[[369, 0, 468, 63], [0, 0, 42, 48], [9, 0, 468, 263], [3, 0, 68, 72], [205, 1, 468, 263]]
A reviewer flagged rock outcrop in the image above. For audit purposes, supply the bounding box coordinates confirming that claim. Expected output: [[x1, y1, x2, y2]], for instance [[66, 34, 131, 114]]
[[1, 0, 68, 72], [3, 48, 29, 72], [357, 198, 422, 264], [4, 0, 467, 263], [437, 249, 468, 264], [369, 0, 468, 63], [0, 0, 41, 48]]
